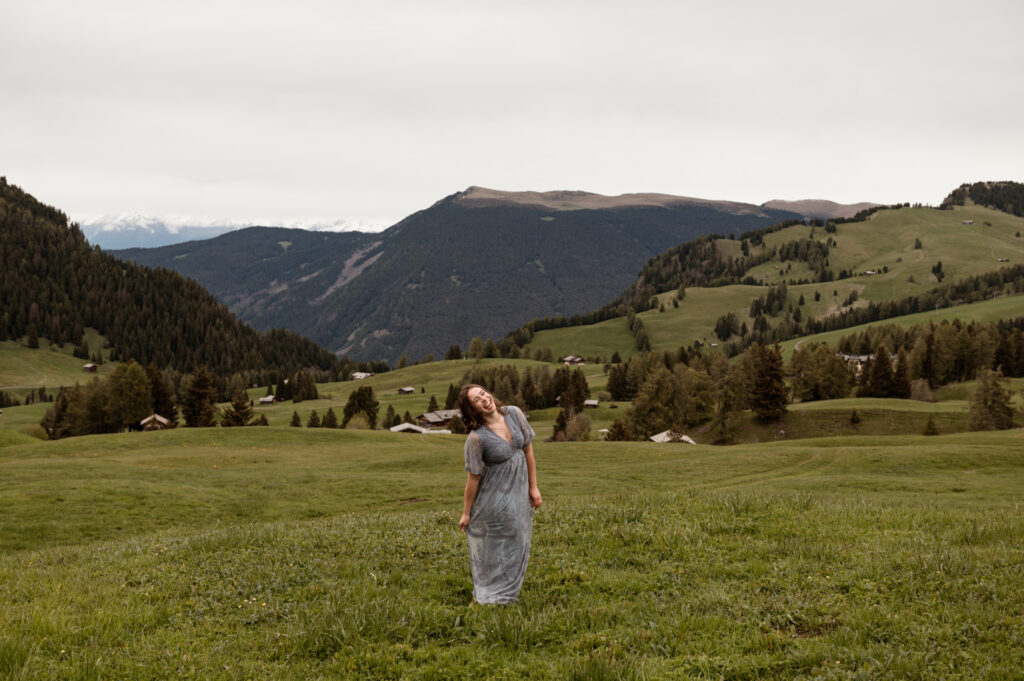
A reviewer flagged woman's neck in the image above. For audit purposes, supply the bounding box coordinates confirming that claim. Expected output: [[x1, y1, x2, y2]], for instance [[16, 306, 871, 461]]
[[482, 409, 503, 426]]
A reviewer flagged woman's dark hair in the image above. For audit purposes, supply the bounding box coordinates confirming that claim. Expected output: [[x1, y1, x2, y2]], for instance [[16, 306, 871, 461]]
[[457, 383, 504, 431]]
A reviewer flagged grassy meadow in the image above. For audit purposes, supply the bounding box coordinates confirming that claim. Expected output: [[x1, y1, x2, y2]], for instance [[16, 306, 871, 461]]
[[241, 357, 615, 435], [524, 205, 1024, 361], [0, 329, 114, 400], [2, 427, 1023, 679]]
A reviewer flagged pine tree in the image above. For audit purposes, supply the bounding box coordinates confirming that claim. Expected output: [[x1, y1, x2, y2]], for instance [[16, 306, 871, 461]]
[[752, 343, 787, 421], [403, 410, 413, 424], [604, 418, 630, 441], [145, 363, 177, 425], [221, 390, 255, 427], [306, 410, 320, 428], [552, 409, 568, 441], [255, 414, 269, 426], [105, 360, 152, 432], [342, 386, 379, 428], [445, 383, 458, 409], [968, 369, 1015, 430], [383, 403, 397, 428], [182, 366, 217, 427], [427, 394, 439, 412], [322, 407, 339, 428], [891, 347, 911, 399], [865, 344, 894, 397], [289, 411, 301, 427]]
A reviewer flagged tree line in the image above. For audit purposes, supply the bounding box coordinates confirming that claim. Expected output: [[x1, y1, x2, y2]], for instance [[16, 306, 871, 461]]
[[942, 180, 1024, 217]]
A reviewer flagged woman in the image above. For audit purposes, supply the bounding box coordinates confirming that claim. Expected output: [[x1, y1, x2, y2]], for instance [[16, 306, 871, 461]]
[[457, 384, 542, 604]]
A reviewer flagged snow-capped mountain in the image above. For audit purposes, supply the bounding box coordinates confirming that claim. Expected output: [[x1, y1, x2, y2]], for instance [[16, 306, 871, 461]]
[[79, 213, 391, 249]]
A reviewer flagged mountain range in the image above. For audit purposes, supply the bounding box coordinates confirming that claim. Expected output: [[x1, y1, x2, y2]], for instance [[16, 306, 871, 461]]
[[113, 187, 879, 363], [80, 213, 390, 250]]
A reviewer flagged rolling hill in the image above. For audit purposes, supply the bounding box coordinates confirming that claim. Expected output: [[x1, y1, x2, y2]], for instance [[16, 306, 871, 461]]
[[113, 186, 808, 362], [521, 202, 1024, 360]]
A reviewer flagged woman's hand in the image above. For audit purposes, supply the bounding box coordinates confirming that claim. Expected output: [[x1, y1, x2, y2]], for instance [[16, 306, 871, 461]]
[[459, 513, 471, 532], [529, 487, 542, 509]]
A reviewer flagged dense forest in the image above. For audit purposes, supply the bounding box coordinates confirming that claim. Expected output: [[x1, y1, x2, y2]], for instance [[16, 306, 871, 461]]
[[942, 180, 1024, 217], [0, 177, 353, 377]]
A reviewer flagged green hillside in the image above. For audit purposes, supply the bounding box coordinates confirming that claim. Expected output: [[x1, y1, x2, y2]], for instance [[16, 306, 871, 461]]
[[0, 329, 115, 396], [114, 188, 802, 362], [524, 204, 1024, 360], [0, 177, 343, 376], [1, 428, 1021, 678], [778, 292, 1024, 360]]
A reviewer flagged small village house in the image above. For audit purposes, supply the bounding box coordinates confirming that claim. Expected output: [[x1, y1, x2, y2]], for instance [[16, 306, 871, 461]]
[[649, 430, 696, 444], [140, 414, 171, 431], [417, 409, 461, 428], [390, 422, 451, 435]]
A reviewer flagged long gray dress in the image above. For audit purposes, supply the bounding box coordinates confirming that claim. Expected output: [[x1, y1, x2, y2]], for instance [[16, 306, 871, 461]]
[[463, 405, 536, 604]]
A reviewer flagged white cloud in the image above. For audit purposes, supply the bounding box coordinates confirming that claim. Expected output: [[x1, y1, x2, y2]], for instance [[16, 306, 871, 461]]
[[2, 0, 1022, 224]]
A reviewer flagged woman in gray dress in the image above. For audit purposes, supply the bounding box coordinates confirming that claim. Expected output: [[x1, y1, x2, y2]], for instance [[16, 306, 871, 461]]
[[457, 384, 542, 604]]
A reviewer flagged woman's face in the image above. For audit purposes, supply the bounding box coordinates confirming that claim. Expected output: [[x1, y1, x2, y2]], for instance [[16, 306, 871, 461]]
[[467, 387, 497, 416]]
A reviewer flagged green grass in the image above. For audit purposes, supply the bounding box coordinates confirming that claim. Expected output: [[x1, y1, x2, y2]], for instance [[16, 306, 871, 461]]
[[526, 205, 1024, 360], [0, 329, 115, 397], [1, 428, 1022, 678], [243, 358, 557, 426], [779, 293, 1024, 360]]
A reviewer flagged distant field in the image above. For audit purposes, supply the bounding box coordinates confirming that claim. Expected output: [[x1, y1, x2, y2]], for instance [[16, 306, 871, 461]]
[[526, 205, 1024, 360], [1, 428, 1022, 678], [0, 329, 115, 396], [244, 358, 557, 427], [778, 292, 1024, 359]]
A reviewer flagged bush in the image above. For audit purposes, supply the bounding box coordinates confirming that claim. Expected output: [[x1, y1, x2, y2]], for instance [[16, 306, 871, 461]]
[[18, 424, 48, 440], [909, 379, 934, 402], [923, 414, 938, 436], [849, 409, 861, 424], [564, 412, 591, 442]]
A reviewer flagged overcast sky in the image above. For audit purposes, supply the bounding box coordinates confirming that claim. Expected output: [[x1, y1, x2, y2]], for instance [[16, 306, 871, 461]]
[[2, 0, 1022, 228]]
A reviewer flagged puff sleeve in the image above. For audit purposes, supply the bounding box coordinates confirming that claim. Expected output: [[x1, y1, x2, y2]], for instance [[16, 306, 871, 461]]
[[513, 406, 535, 447], [464, 431, 484, 475]]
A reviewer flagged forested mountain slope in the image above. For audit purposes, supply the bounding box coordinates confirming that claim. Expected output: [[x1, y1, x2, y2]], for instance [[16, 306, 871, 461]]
[[0, 177, 341, 375], [115, 186, 802, 362]]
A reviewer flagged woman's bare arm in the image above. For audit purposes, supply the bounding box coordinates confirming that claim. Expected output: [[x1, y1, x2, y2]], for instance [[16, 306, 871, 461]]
[[524, 443, 542, 508], [459, 472, 481, 531]]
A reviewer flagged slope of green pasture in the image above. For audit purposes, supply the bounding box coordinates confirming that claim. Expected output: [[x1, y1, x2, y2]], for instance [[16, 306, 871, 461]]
[[0, 402, 50, 434], [521, 317, 636, 361], [525, 205, 1024, 359], [1, 430, 1022, 678], [0, 329, 115, 394], [243, 358, 556, 427], [778, 292, 1024, 359]]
